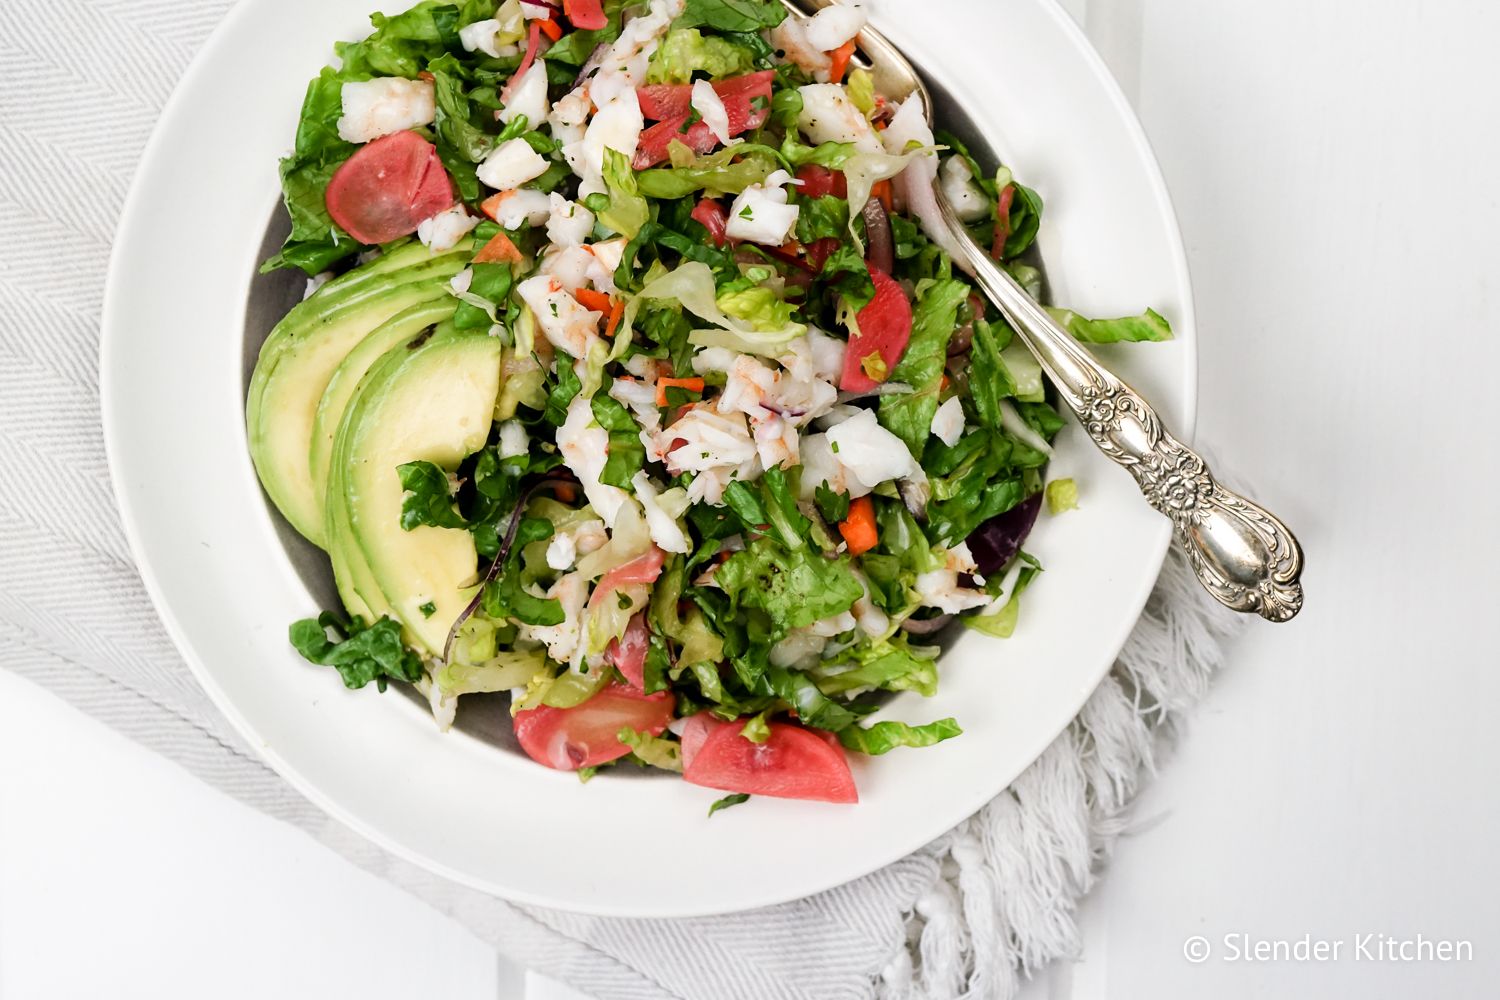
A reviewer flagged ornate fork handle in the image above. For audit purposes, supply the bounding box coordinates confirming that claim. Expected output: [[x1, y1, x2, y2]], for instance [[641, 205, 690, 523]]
[[944, 203, 1305, 622]]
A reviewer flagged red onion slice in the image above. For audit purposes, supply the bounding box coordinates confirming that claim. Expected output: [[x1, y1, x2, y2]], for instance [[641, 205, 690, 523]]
[[861, 197, 895, 276]]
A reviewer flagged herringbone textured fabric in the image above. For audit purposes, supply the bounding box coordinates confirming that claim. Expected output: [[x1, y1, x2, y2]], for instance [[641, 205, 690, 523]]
[[0, 3, 1238, 997]]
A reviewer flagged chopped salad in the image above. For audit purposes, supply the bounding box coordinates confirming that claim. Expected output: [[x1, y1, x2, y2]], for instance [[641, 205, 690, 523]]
[[250, 0, 1171, 809]]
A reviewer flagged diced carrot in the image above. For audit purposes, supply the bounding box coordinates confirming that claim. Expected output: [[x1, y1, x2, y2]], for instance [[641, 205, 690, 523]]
[[479, 191, 507, 221], [940, 373, 951, 391], [828, 37, 857, 83], [553, 482, 578, 504], [539, 17, 563, 41], [573, 287, 614, 313], [838, 496, 878, 556], [417, 71, 435, 83], [656, 376, 705, 407], [604, 297, 625, 338], [871, 179, 894, 213], [472, 230, 524, 264]]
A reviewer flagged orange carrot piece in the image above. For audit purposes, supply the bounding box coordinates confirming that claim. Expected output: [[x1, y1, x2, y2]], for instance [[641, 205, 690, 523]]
[[828, 37, 857, 83], [552, 482, 578, 504], [871, 179, 894, 212], [838, 496, 878, 556], [539, 17, 563, 41], [574, 287, 614, 313], [604, 297, 625, 338], [479, 191, 507, 221], [472, 230, 524, 264], [655, 376, 705, 407]]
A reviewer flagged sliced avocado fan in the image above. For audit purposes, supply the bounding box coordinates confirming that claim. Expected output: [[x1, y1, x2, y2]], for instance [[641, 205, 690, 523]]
[[325, 322, 503, 656], [246, 239, 471, 548]]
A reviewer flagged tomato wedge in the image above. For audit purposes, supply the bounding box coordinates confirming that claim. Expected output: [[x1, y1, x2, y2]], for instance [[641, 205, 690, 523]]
[[678, 712, 731, 771], [513, 684, 675, 771], [605, 612, 650, 689], [839, 266, 913, 393], [636, 84, 693, 122], [324, 131, 454, 246], [794, 164, 847, 199], [633, 71, 775, 168], [684, 720, 858, 803], [563, 0, 607, 30], [691, 198, 730, 246]]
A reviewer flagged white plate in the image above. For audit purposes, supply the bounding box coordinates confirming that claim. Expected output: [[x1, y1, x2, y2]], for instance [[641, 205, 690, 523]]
[[101, 0, 1195, 917]]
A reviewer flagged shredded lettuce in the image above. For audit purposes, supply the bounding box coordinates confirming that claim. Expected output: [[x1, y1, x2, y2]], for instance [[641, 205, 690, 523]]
[[1048, 307, 1174, 344], [636, 148, 778, 198], [624, 261, 806, 354], [645, 27, 755, 83], [618, 727, 684, 771], [599, 148, 649, 239], [436, 648, 547, 696], [846, 69, 876, 117], [812, 636, 940, 697], [716, 539, 863, 641], [839, 717, 962, 755]]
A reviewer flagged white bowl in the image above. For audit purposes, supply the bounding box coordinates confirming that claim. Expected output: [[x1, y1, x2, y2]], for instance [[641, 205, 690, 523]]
[[101, 0, 1195, 916]]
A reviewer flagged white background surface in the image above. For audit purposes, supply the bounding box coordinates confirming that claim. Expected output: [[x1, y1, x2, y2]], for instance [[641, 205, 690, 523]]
[[4, 0, 1499, 997]]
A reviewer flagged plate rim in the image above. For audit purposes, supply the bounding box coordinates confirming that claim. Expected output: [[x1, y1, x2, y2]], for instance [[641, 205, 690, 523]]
[[100, 0, 1197, 917]]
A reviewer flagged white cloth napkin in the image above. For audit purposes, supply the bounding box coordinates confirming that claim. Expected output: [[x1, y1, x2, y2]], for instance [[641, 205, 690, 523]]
[[0, 2, 1240, 996]]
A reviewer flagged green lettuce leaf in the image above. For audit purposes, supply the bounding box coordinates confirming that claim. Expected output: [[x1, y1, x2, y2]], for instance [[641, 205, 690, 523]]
[[288, 613, 425, 691], [839, 717, 962, 755], [396, 460, 467, 530], [618, 727, 685, 771], [636, 150, 778, 198], [335, 1, 458, 78], [646, 27, 755, 83], [589, 394, 645, 489], [813, 636, 940, 697], [453, 262, 513, 330], [482, 517, 565, 625], [427, 53, 495, 202], [544, 353, 582, 425], [717, 286, 802, 334], [708, 793, 751, 816], [599, 148, 649, 239], [716, 539, 862, 640], [1047, 307, 1173, 343], [678, 0, 788, 32], [436, 648, 547, 696], [967, 316, 1015, 430], [794, 194, 849, 243]]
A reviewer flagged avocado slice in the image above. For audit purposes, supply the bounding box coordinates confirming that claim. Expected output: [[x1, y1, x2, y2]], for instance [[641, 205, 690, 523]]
[[309, 298, 457, 512], [326, 324, 503, 655], [247, 240, 471, 548]]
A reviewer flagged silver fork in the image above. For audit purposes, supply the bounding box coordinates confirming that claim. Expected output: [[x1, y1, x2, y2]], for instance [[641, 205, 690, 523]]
[[775, 0, 1304, 621]]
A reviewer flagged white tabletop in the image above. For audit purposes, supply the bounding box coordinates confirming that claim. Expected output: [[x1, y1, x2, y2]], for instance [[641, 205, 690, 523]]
[[5, 0, 1499, 996]]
